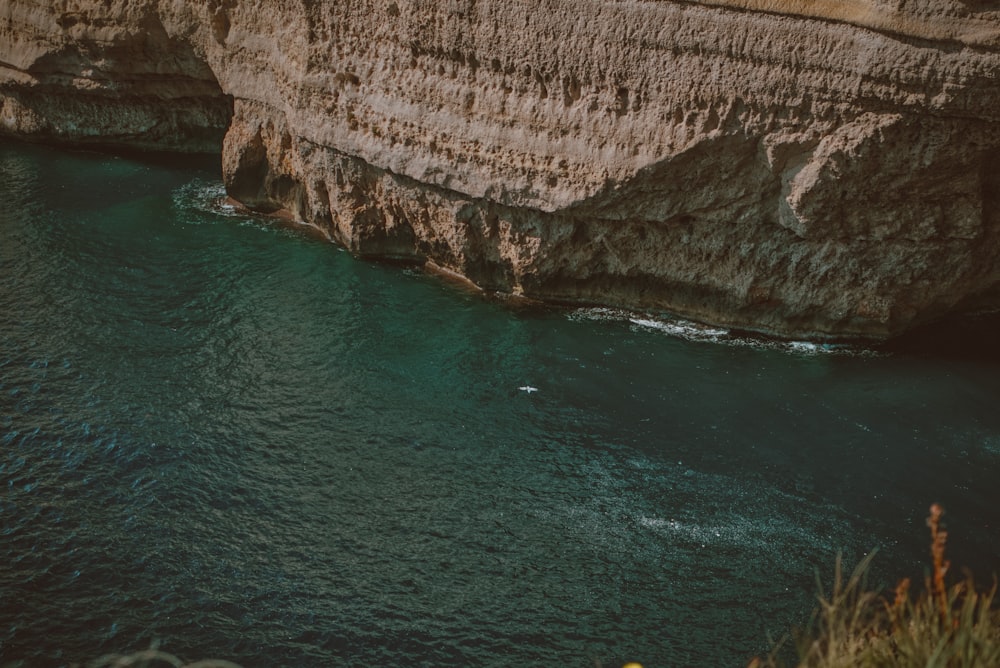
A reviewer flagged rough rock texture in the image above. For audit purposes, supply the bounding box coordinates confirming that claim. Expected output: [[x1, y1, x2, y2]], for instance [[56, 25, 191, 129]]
[[0, 0, 231, 151], [2, 0, 999, 340]]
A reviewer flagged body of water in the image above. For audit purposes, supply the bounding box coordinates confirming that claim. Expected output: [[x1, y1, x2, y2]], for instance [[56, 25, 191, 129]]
[[2, 142, 999, 666]]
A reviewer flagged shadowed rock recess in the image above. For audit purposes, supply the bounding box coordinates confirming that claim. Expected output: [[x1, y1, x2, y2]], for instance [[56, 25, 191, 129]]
[[2, 0, 999, 340]]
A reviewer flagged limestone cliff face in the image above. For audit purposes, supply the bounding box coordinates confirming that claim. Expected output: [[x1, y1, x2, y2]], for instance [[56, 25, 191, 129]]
[[0, 0, 230, 151], [2, 0, 999, 340]]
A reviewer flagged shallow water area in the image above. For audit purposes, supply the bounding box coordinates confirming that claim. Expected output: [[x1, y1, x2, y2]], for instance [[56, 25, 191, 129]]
[[2, 141, 999, 667]]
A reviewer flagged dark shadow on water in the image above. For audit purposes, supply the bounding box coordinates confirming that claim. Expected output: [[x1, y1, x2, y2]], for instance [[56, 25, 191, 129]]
[[1, 135, 222, 174], [879, 312, 1000, 363], [95, 146, 223, 174]]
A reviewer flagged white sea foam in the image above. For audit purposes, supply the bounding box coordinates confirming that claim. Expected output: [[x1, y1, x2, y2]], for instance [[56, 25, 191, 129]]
[[170, 179, 240, 221], [628, 316, 728, 340], [171, 179, 332, 241], [570, 307, 874, 356], [557, 464, 852, 568]]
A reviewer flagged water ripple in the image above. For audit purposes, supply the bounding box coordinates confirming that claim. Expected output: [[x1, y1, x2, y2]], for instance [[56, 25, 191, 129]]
[[2, 142, 999, 667]]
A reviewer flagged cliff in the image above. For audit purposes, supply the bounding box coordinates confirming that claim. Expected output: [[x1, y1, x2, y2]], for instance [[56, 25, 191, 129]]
[[2, 0, 999, 340]]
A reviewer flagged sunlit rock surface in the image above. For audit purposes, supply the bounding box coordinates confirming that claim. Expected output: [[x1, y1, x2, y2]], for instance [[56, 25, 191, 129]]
[[2, 0, 999, 340]]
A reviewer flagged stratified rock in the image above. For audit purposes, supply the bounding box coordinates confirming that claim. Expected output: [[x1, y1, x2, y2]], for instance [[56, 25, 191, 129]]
[[0, 0, 231, 152], [2, 0, 999, 340]]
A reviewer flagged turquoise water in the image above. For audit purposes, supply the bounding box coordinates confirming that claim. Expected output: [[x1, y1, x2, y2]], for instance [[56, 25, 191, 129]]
[[2, 141, 999, 667]]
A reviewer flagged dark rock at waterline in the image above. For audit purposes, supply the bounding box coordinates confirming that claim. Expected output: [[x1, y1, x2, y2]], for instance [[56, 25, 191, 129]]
[[2, 0, 1000, 341]]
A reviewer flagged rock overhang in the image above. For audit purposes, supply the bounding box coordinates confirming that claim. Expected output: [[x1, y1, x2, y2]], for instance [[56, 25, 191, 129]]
[[2, 0, 999, 341]]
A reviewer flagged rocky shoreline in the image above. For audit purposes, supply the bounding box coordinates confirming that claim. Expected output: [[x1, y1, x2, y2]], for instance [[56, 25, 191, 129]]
[[2, 0, 999, 340]]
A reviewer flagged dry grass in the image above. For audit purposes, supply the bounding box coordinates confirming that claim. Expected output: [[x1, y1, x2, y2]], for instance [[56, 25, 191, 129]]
[[752, 505, 1000, 668], [7, 504, 995, 668]]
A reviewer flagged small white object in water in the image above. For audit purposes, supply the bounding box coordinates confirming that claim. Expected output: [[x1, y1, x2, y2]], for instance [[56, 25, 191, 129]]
[[518, 386, 539, 393]]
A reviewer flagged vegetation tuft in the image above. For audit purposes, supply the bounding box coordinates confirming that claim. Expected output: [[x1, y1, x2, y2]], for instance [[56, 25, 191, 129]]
[[752, 504, 1000, 668]]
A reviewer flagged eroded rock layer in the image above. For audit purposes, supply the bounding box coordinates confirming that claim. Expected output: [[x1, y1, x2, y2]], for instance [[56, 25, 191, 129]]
[[2, 0, 999, 339], [0, 1, 231, 151]]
